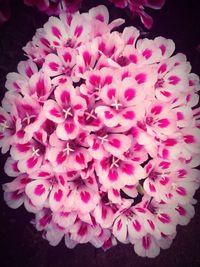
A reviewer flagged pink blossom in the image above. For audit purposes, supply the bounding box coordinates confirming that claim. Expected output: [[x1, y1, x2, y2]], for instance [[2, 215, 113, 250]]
[[5, 60, 38, 93], [95, 154, 145, 190], [3, 173, 31, 209], [46, 138, 92, 172], [25, 163, 70, 210], [43, 83, 87, 140], [10, 139, 45, 173]]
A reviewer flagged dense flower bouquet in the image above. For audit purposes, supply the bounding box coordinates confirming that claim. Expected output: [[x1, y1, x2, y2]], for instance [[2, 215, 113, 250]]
[[24, 0, 166, 29], [1, 5, 200, 258], [0, 0, 166, 28]]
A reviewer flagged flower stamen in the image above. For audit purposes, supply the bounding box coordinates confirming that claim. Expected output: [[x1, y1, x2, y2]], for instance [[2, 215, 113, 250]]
[[85, 110, 96, 120], [111, 99, 122, 110], [97, 134, 108, 144], [32, 147, 40, 157], [23, 113, 36, 125], [63, 107, 73, 119], [171, 182, 177, 190], [110, 157, 120, 169], [63, 142, 74, 155], [0, 121, 9, 132]]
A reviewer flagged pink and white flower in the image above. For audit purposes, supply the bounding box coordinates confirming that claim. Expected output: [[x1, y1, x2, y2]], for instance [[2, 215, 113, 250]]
[[46, 136, 92, 172], [95, 76, 146, 130], [5, 59, 38, 93], [43, 83, 87, 140], [10, 139, 46, 174], [25, 163, 70, 210], [95, 154, 145, 190]]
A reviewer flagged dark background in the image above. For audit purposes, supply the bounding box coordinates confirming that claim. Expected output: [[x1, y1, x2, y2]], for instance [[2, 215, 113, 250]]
[[0, 0, 200, 266]]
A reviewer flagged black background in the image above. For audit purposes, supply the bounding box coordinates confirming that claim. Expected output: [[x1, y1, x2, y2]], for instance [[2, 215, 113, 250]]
[[0, 0, 200, 267]]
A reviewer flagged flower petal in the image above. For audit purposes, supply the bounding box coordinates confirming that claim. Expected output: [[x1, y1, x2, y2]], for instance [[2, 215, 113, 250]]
[[25, 180, 49, 207], [43, 99, 64, 123], [103, 134, 132, 157]]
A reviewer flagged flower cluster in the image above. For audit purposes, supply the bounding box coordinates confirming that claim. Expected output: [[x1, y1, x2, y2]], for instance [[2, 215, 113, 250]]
[[1, 5, 200, 258], [23, 0, 165, 29], [0, 0, 165, 29], [24, 0, 82, 15], [109, 0, 166, 29]]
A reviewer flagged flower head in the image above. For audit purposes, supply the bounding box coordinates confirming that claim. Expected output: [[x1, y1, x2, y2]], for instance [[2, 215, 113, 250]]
[[2, 5, 200, 258]]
